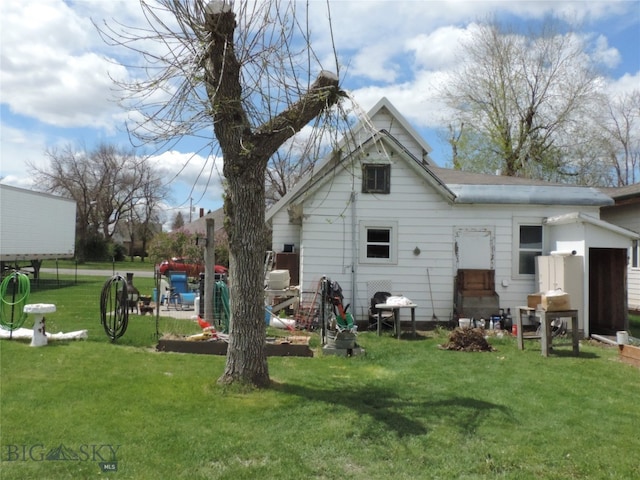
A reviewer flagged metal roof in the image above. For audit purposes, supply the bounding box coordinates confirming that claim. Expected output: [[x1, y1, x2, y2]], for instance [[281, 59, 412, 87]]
[[447, 184, 614, 206]]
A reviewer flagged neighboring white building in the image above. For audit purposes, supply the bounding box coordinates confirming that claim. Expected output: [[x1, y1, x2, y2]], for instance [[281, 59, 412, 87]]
[[266, 97, 639, 336], [600, 183, 640, 312]]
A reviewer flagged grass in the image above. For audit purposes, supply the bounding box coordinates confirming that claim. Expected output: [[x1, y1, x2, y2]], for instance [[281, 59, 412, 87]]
[[1, 272, 640, 479], [41, 258, 156, 272]]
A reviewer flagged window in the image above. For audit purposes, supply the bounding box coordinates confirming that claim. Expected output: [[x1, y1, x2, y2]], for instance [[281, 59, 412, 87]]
[[362, 164, 390, 194], [518, 225, 542, 274], [367, 229, 390, 258], [632, 240, 639, 269], [359, 221, 397, 264]]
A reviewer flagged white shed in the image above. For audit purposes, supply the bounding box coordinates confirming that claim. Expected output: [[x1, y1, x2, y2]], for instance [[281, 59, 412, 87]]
[[266, 98, 639, 336]]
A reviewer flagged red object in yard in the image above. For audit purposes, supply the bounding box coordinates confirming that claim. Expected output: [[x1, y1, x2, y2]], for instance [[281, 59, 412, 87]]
[[512, 324, 517, 336], [158, 257, 228, 277], [197, 317, 211, 329]]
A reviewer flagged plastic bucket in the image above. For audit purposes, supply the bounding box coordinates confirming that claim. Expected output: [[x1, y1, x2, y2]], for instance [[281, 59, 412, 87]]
[[459, 318, 471, 329], [616, 331, 629, 345], [265, 306, 273, 325]]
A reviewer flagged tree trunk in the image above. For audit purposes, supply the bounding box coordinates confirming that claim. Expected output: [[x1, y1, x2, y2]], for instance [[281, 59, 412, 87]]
[[217, 155, 270, 387], [205, 2, 341, 388]]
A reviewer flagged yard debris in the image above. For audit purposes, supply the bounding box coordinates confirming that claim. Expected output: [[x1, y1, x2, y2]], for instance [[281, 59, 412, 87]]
[[440, 327, 496, 352]]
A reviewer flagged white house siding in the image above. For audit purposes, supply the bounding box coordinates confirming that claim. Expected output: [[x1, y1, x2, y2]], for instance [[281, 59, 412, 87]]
[[368, 108, 428, 163], [286, 141, 606, 324], [600, 204, 640, 311], [270, 209, 300, 254]]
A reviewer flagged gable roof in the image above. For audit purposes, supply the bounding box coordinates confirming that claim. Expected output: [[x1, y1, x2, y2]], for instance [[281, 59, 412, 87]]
[[266, 98, 614, 221], [181, 208, 225, 235]]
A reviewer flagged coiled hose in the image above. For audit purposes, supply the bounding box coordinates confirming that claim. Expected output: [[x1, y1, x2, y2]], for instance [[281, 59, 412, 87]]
[[0, 271, 31, 331], [100, 274, 129, 341]]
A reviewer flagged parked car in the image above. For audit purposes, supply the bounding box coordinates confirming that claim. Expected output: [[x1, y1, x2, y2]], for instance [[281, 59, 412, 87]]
[[158, 258, 228, 277]]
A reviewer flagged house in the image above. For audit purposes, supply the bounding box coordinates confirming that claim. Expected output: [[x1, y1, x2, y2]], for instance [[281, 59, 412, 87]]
[[181, 208, 226, 237], [266, 97, 640, 337], [600, 183, 640, 312]]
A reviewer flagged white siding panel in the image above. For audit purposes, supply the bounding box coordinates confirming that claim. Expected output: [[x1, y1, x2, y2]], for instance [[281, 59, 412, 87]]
[[270, 210, 300, 253], [273, 129, 617, 322]]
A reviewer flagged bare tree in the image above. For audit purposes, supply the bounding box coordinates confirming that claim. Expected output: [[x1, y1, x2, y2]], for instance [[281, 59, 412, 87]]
[[265, 125, 335, 206], [30, 143, 167, 261], [443, 21, 601, 180], [599, 90, 640, 186], [97, 0, 344, 387]]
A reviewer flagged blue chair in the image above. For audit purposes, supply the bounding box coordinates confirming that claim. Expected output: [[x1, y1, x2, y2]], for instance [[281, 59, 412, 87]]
[[167, 272, 196, 310]]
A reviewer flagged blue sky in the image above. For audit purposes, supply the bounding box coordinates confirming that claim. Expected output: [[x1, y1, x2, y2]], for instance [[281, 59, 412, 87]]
[[1, 0, 639, 226]]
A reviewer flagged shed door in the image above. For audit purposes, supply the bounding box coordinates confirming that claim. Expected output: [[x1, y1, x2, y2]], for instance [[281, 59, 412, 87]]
[[589, 248, 628, 334], [455, 228, 494, 270]]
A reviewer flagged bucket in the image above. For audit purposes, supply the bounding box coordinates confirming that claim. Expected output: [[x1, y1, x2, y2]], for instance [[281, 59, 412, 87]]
[[458, 318, 471, 329], [326, 330, 356, 349], [264, 306, 273, 326], [616, 331, 629, 345]]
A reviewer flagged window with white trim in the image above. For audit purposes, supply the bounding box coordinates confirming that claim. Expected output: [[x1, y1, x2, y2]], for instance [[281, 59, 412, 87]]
[[359, 221, 398, 264], [632, 240, 639, 268], [518, 225, 542, 275]]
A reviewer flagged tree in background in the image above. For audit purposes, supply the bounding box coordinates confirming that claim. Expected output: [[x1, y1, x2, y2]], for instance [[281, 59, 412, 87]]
[[99, 0, 344, 387], [171, 212, 185, 231], [148, 230, 203, 266], [443, 21, 601, 181], [597, 90, 640, 186], [30, 143, 168, 261]]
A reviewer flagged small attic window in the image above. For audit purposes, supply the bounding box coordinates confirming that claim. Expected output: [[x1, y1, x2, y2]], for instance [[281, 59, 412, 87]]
[[362, 164, 390, 194]]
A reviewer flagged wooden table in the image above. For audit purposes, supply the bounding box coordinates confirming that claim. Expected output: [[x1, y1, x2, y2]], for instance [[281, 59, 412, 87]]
[[516, 306, 579, 357], [376, 303, 417, 339]]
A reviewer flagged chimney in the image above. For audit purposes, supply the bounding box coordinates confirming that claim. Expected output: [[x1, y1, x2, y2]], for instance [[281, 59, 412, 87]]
[[200, 208, 205, 218]]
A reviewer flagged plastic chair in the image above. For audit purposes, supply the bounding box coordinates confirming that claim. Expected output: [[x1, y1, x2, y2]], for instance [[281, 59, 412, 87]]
[[167, 272, 196, 310]]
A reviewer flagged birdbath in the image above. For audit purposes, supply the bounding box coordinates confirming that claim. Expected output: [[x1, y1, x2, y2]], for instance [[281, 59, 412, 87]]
[[23, 303, 56, 347]]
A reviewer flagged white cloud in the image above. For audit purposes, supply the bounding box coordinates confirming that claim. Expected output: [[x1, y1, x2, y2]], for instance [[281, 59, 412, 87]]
[[591, 34, 622, 69], [147, 150, 225, 209], [606, 71, 640, 98], [405, 25, 469, 71], [0, 0, 130, 129]]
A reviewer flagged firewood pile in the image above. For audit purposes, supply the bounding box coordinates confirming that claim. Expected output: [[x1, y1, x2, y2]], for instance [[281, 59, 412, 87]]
[[440, 327, 496, 352]]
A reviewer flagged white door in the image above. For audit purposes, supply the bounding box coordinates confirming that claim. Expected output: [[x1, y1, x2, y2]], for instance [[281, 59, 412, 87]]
[[454, 228, 494, 270]]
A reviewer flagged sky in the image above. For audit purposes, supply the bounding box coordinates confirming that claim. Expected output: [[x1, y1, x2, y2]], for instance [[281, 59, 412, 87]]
[[1, 0, 639, 227]]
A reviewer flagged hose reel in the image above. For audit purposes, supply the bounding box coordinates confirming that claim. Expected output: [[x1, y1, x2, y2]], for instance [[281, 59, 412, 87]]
[[100, 274, 129, 341]]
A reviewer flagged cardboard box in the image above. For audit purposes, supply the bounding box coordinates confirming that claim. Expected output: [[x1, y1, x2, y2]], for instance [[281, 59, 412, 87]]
[[527, 292, 571, 311]]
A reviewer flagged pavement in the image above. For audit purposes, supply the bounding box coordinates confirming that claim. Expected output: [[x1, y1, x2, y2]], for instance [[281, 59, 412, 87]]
[[40, 268, 154, 278], [143, 305, 200, 320]]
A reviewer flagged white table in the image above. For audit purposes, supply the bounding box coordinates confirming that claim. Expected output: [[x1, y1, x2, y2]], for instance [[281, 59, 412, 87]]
[[375, 303, 417, 339]]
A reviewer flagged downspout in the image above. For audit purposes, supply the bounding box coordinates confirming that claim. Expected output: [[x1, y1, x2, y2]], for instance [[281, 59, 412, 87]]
[[351, 191, 358, 324]]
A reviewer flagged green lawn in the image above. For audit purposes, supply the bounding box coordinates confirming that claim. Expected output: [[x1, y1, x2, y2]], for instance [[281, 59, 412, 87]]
[[41, 257, 156, 272], [1, 272, 639, 479]]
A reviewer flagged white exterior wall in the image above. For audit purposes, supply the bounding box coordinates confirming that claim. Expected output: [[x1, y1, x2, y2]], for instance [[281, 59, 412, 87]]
[[270, 208, 300, 253], [290, 145, 605, 324]]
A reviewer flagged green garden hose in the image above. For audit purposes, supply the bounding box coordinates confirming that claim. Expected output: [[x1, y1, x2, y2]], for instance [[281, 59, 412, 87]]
[[0, 271, 31, 331]]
